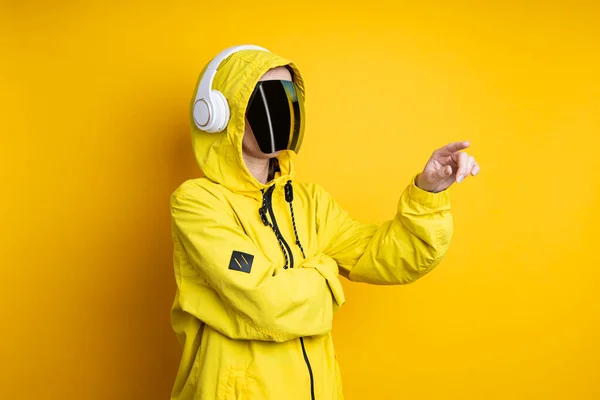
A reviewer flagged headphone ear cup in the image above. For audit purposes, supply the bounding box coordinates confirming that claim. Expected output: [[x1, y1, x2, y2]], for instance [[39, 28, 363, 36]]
[[209, 90, 230, 133], [193, 97, 211, 131]]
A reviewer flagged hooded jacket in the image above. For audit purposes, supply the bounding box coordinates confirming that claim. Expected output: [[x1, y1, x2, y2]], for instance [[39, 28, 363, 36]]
[[170, 49, 453, 400]]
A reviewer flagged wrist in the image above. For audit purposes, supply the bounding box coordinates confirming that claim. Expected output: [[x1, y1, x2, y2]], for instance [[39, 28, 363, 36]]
[[415, 174, 437, 193], [408, 174, 451, 209]]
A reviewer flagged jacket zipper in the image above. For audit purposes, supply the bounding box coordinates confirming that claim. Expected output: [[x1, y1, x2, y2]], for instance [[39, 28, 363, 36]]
[[300, 337, 316, 400], [262, 185, 315, 399]]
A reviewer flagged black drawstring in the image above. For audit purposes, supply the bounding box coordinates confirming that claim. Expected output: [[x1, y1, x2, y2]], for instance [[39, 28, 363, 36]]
[[260, 188, 290, 269], [285, 180, 306, 259], [259, 181, 306, 269]]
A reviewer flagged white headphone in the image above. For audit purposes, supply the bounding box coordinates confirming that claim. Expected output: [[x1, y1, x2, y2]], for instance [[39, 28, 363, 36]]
[[193, 44, 270, 132]]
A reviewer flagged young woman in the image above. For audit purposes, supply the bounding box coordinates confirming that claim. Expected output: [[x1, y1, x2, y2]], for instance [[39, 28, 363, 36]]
[[170, 45, 480, 400]]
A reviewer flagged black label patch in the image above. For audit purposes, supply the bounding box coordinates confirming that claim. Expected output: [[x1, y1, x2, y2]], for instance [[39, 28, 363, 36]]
[[228, 251, 254, 273]]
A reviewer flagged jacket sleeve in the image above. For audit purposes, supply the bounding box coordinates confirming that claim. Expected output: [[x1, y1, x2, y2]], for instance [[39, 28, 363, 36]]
[[171, 183, 344, 342], [316, 174, 453, 285]]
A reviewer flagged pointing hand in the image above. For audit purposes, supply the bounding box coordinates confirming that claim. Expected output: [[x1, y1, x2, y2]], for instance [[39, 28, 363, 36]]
[[416, 141, 480, 193]]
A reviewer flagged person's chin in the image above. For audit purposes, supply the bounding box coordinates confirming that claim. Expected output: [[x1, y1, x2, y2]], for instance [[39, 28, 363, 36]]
[[265, 150, 282, 158]]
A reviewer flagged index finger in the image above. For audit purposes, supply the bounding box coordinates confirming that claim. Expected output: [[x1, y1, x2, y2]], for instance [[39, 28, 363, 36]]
[[436, 141, 471, 157]]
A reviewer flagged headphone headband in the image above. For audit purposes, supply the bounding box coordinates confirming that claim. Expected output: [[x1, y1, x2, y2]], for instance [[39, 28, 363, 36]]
[[193, 45, 270, 132]]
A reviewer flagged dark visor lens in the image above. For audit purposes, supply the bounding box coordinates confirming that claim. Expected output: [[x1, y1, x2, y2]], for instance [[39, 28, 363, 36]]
[[246, 80, 304, 154]]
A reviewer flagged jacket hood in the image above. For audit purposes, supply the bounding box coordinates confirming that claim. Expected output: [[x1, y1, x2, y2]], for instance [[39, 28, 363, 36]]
[[190, 49, 306, 197]]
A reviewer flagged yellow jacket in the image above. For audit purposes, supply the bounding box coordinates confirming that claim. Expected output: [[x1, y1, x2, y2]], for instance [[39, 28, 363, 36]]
[[170, 49, 453, 400]]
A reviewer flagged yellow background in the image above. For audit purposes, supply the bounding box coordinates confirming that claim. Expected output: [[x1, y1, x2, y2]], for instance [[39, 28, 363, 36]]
[[1, 1, 599, 399]]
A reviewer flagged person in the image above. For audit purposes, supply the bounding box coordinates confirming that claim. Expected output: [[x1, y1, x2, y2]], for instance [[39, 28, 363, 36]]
[[169, 45, 480, 400]]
